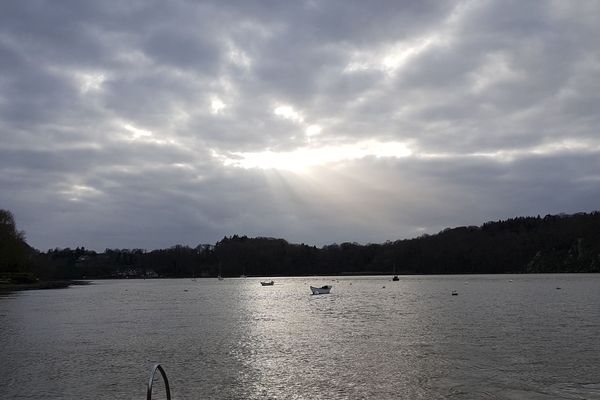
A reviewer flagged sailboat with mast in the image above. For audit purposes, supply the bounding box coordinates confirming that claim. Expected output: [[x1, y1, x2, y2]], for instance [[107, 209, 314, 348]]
[[217, 263, 224, 281], [392, 264, 399, 281]]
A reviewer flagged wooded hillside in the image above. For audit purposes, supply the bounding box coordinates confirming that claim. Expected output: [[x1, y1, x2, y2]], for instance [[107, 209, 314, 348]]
[[2, 210, 600, 280]]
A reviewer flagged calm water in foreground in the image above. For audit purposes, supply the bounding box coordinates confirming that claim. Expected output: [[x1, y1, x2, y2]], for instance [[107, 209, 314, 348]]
[[1, 275, 600, 399]]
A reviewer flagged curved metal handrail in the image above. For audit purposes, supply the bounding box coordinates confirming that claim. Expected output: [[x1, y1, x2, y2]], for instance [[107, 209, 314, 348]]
[[147, 364, 171, 400]]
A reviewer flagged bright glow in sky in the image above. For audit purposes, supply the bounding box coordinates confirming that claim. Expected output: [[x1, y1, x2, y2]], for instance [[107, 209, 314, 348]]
[[61, 184, 102, 202], [219, 140, 413, 172], [210, 97, 226, 114], [273, 105, 304, 123], [123, 124, 153, 140], [345, 34, 444, 75], [76, 72, 106, 93], [305, 124, 322, 137]]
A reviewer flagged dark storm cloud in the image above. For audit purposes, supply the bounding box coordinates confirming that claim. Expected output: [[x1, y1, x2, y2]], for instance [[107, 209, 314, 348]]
[[1, 0, 599, 250]]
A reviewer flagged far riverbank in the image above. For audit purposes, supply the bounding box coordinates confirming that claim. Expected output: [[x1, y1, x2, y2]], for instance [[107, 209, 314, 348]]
[[0, 280, 90, 292]]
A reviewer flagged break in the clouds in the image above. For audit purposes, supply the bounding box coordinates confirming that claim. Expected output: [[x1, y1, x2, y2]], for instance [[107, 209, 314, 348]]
[[1, 0, 599, 250]]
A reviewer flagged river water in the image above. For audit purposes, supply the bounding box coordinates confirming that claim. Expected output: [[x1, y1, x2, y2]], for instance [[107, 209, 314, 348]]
[[1, 275, 600, 399]]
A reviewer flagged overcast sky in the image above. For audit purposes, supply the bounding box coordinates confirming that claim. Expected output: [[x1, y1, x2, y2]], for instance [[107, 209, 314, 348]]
[[1, 0, 599, 251]]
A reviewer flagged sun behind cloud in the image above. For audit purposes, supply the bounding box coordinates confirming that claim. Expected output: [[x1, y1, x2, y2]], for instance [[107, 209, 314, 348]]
[[216, 140, 413, 172]]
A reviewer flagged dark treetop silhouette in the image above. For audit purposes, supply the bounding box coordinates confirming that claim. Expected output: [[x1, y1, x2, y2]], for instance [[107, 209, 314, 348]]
[[2, 209, 600, 282]]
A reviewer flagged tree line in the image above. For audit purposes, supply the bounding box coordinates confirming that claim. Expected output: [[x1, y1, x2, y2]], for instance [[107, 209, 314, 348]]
[[1, 209, 600, 281]]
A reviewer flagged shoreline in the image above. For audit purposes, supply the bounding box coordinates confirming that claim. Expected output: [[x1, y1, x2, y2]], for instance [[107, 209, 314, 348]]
[[0, 280, 90, 293]]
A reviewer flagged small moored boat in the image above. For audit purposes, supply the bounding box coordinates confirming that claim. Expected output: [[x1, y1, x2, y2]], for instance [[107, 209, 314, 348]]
[[261, 280, 274, 286], [310, 285, 332, 295]]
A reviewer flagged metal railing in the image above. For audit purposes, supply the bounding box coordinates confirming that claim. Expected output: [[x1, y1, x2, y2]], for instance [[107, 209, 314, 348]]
[[146, 364, 171, 400]]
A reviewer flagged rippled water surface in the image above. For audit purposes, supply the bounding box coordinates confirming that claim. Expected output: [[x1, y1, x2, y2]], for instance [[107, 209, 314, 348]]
[[1, 275, 600, 399]]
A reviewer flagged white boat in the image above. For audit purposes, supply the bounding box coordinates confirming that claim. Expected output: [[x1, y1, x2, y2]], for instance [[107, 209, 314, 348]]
[[217, 275, 224, 281], [260, 280, 274, 286], [310, 285, 332, 295]]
